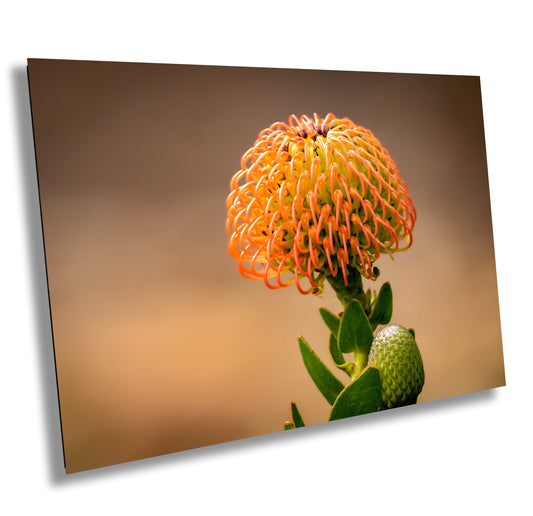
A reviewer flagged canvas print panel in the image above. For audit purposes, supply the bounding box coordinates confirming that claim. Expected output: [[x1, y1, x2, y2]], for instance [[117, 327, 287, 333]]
[[28, 59, 505, 473]]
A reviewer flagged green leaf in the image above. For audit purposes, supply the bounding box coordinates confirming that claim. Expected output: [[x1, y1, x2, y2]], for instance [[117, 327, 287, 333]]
[[369, 282, 393, 329], [328, 333, 344, 366], [298, 336, 345, 405], [329, 367, 382, 421], [337, 300, 374, 354], [329, 334, 354, 377], [284, 421, 296, 430], [319, 307, 340, 336], [290, 401, 305, 428]]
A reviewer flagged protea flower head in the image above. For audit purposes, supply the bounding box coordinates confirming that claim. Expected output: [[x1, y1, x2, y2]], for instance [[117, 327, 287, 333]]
[[226, 113, 416, 295]]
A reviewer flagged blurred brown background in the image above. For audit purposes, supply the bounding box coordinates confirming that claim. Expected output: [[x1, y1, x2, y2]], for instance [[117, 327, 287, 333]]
[[28, 59, 504, 473]]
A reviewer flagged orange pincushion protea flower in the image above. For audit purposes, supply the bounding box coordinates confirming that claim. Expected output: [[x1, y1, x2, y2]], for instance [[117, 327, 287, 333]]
[[226, 113, 416, 295]]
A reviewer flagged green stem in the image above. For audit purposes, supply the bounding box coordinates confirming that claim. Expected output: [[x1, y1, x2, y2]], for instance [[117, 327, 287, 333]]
[[326, 265, 370, 314], [351, 348, 369, 380], [327, 266, 374, 381]]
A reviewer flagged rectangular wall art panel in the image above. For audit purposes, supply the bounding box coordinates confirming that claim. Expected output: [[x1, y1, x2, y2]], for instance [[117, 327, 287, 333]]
[[28, 59, 505, 474]]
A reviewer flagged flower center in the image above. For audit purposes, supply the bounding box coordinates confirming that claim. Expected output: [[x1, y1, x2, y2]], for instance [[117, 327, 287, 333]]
[[296, 122, 330, 140]]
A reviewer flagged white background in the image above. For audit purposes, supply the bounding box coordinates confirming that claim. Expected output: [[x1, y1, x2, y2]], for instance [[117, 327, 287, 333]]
[[1, 2, 531, 514]]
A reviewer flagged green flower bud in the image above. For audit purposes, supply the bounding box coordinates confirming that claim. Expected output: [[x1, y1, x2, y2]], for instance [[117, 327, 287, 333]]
[[368, 324, 425, 409]]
